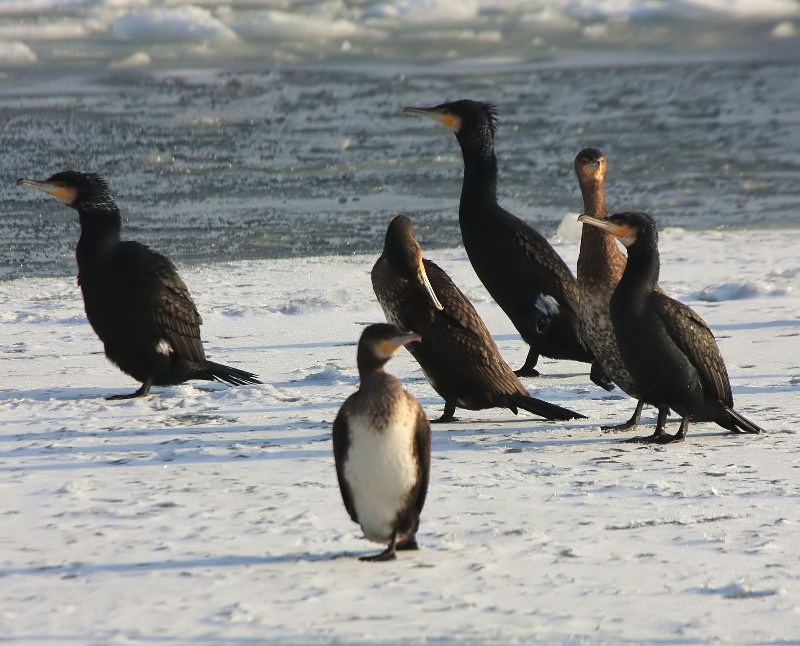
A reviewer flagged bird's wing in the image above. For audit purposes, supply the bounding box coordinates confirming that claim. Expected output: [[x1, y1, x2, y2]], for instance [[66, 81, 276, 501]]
[[121, 243, 206, 362], [412, 399, 431, 516], [332, 403, 358, 523], [496, 209, 582, 312], [652, 292, 733, 406], [415, 259, 524, 393]]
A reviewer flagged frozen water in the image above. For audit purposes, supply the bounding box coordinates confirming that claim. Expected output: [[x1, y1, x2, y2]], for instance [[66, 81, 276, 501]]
[[0, 227, 798, 642]]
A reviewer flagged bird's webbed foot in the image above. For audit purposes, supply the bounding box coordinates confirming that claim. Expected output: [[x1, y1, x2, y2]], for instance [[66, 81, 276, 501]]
[[601, 400, 644, 433], [625, 431, 685, 445], [359, 548, 397, 562], [625, 410, 686, 444], [107, 380, 152, 400], [626, 406, 689, 444], [432, 401, 457, 423], [360, 532, 398, 562]]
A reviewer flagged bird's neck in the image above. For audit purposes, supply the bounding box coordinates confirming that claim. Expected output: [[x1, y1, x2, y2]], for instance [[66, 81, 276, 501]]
[[579, 178, 607, 218], [357, 359, 387, 381], [76, 206, 122, 264], [458, 141, 498, 214], [577, 182, 626, 283], [617, 237, 660, 309]]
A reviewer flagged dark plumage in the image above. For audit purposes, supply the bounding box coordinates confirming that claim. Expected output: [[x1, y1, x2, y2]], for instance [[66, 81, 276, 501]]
[[17, 171, 261, 398], [403, 100, 607, 388], [578, 212, 764, 443], [372, 215, 585, 423], [332, 323, 431, 562], [574, 148, 646, 430]]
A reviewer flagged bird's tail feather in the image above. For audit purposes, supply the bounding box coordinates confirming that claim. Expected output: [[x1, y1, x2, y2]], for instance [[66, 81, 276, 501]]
[[726, 407, 763, 435], [511, 393, 586, 421], [204, 361, 262, 387]]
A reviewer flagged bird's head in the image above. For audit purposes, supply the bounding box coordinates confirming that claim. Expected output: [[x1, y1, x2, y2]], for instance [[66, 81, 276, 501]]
[[383, 215, 444, 311], [577, 211, 657, 249], [574, 147, 606, 182], [17, 171, 114, 211], [357, 323, 421, 374], [403, 99, 498, 151]]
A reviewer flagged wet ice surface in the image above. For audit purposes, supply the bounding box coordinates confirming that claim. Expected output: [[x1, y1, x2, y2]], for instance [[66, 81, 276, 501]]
[[1, 226, 798, 643], [2, 54, 800, 279]]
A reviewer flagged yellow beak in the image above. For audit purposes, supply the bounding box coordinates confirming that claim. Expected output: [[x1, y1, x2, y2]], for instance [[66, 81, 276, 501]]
[[577, 214, 628, 239], [17, 178, 77, 205], [402, 106, 458, 131]]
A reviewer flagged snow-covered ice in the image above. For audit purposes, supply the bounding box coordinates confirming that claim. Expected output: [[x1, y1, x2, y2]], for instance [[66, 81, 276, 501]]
[[1, 225, 799, 643], [1, 0, 798, 68]]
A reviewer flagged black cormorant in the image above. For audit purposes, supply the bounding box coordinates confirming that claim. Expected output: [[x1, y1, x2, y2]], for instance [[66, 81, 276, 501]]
[[372, 215, 585, 423], [17, 171, 261, 398], [332, 323, 431, 562], [403, 100, 606, 388], [574, 148, 646, 430], [578, 211, 764, 443]]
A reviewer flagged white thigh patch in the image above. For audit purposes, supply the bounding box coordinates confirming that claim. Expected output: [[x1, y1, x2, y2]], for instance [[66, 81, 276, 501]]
[[155, 339, 173, 356]]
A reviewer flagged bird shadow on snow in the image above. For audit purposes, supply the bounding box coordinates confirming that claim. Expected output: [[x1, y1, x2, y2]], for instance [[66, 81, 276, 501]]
[[0, 551, 351, 579], [258, 339, 356, 352], [712, 318, 800, 332], [430, 419, 752, 450], [0, 427, 335, 472], [0, 386, 127, 402], [0, 384, 257, 403]]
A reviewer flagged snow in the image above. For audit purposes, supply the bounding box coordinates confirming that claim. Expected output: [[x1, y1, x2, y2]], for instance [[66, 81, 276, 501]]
[[1, 226, 799, 643]]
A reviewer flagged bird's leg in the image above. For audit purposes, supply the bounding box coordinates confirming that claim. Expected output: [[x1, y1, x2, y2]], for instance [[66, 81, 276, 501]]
[[432, 400, 457, 424], [514, 348, 541, 378], [602, 400, 644, 433], [648, 409, 686, 444], [627, 407, 684, 444], [590, 362, 615, 391], [653, 407, 669, 437], [626, 406, 680, 443], [360, 530, 398, 562], [673, 417, 689, 442], [107, 378, 153, 400], [396, 536, 419, 551]]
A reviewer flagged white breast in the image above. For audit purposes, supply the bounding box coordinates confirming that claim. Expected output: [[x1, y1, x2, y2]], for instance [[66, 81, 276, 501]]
[[343, 399, 419, 545]]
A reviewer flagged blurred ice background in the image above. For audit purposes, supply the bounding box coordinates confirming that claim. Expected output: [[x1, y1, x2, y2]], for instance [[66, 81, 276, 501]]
[[0, 0, 798, 278]]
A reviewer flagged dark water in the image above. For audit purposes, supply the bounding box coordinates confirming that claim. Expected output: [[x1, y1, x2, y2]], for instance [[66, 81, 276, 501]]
[[1, 54, 799, 280]]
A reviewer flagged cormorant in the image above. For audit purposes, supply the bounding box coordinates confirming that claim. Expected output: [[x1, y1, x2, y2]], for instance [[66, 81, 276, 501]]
[[17, 171, 261, 398], [578, 211, 764, 443], [372, 215, 585, 423], [332, 323, 431, 562], [574, 148, 646, 430], [402, 100, 607, 388]]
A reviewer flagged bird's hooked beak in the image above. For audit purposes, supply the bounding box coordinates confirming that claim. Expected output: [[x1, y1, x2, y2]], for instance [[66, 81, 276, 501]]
[[578, 214, 624, 237], [402, 106, 461, 132], [380, 331, 423, 357], [416, 259, 445, 311], [578, 214, 636, 247], [17, 178, 77, 205], [583, 159, 600, 174]]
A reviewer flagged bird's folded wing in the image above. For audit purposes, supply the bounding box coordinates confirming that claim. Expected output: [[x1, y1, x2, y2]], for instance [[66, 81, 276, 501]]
[[652, 292, 733, 406]]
